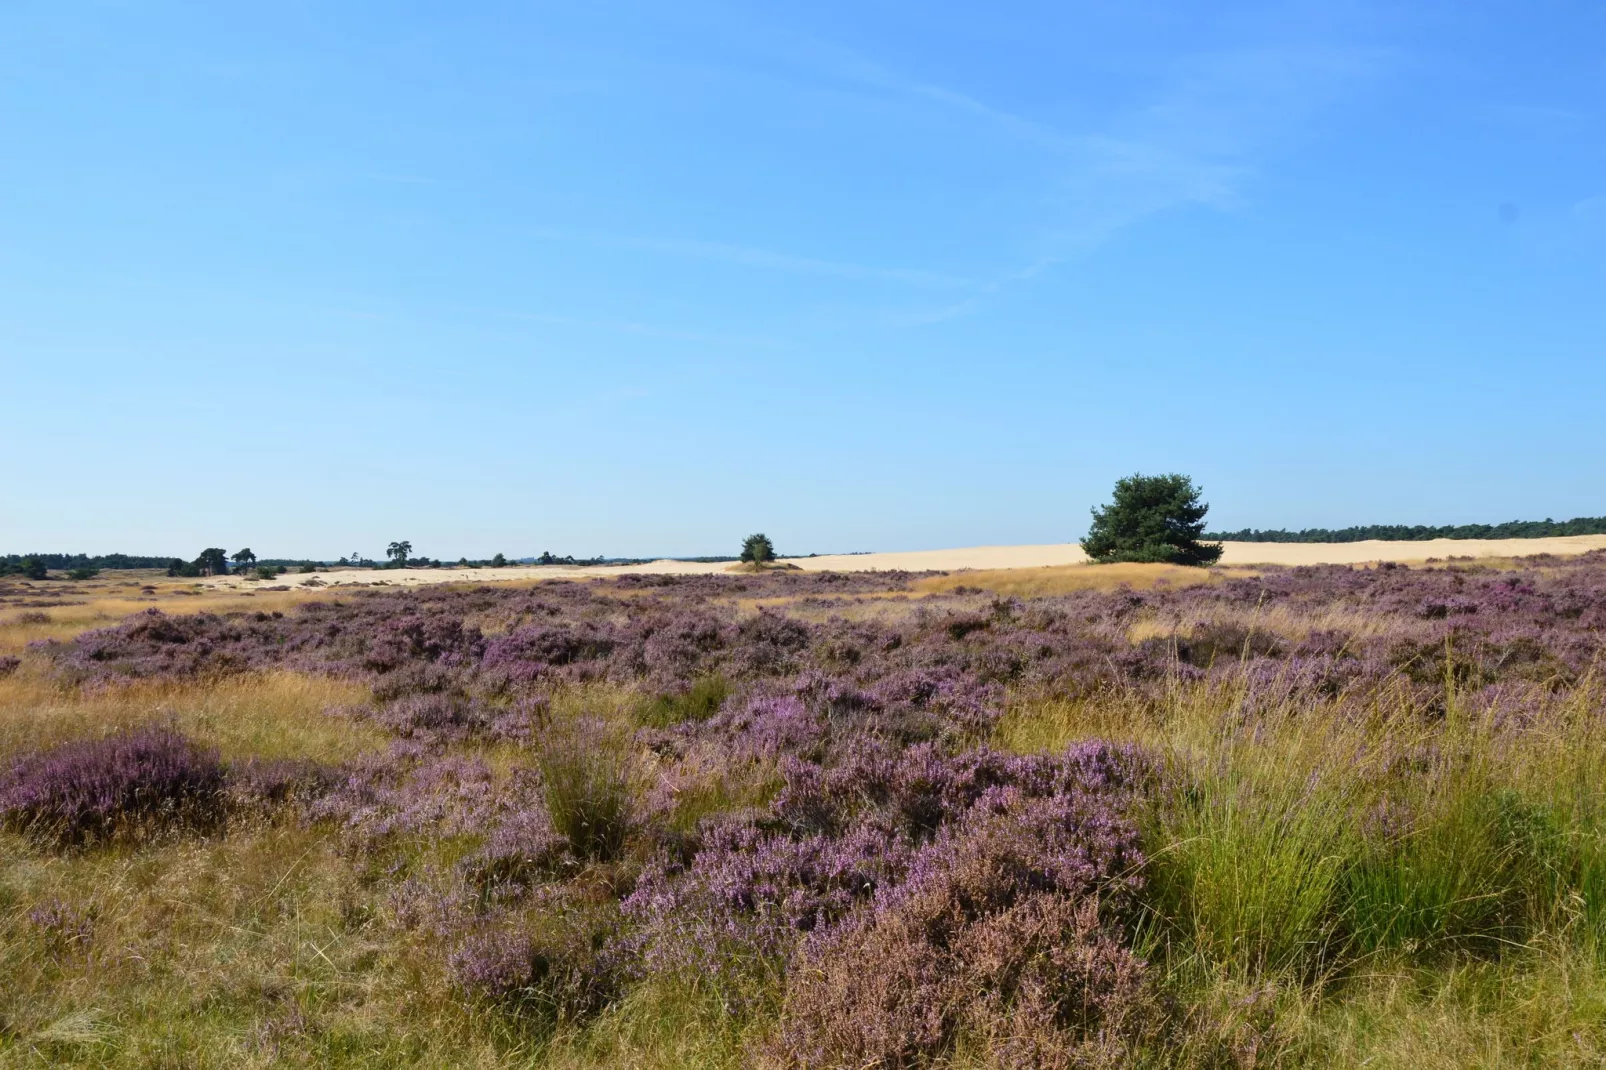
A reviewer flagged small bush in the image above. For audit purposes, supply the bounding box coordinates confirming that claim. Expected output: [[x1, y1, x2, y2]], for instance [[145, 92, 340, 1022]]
[[255, 566, 277, 580], [449, 903, 623, 1027], [0, 725, 227, 848], [771, 794, 1152, 1068], [14, 610, 51, 625], [67, 567, 99, 581], [0, 656, 20, 678]]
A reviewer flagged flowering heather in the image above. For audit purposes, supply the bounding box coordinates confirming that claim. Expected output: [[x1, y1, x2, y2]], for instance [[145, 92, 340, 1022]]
[[622, 741, 1150, 1012], [448, 899, 626, 1026], [0, 724, 226, 847], [13, 554, 1606, 1065], [27, 899, 96, 959]]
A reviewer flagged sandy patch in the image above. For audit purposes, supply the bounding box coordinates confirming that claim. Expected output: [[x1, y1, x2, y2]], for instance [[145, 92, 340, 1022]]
[[1216, 534, 1606, 566], [193, 535, 1606, 593]]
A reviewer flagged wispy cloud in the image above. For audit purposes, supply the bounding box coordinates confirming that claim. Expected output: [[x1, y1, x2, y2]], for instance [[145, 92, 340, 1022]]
[[448, 302, 788, 349], [756, 28, 1388, 323], [771, 30, 1070, 150], [529, 229, 973, 288]]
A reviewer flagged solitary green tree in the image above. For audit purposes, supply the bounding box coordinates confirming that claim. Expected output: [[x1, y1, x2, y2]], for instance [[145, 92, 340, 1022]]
[[195, 548, 230, 576], [386, 541, 413, 568], [490, 553, 507, 567], [740, 533, 776, 565], [232, 548, 256, 568], [1082, 474, 1223, 566], [21, 556, 48, 580]]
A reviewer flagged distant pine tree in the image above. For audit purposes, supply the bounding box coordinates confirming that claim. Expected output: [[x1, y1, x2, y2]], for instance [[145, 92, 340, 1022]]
[[1082, 474, 1223, 567], [740, 533, 776, 565]]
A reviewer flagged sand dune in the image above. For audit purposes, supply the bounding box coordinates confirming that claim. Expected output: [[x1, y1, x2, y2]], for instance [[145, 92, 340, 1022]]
[[197, 535, 1606, 592]]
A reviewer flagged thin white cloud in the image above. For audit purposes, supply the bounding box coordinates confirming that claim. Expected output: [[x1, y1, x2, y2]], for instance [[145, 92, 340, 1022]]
[[773, 30, 1070, 150], [764, 32, 1389, 324], [448, 302, 788, 349], [529, 229, 973, 287]]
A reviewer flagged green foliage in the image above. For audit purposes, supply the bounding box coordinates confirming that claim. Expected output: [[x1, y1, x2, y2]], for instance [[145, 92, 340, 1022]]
[[1083, 473, 1223, 567], [385, 540, 413, 568], [66, 567, 99, 581], [194, 548, 230, 576], [539, 720, 633, 862], [637, 676, 732, 728], [2, 552, 176, 573], [21, 556, 49, 580], [490, 553, 507, 568], [739, 533, 776, 565], [255, 566, 277, 581], [231, 548, 256, 567]]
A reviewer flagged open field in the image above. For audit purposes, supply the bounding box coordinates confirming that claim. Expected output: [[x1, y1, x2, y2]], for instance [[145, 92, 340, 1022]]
[[3, 553, 1606, 1066], [130, 534, 1606, 593]]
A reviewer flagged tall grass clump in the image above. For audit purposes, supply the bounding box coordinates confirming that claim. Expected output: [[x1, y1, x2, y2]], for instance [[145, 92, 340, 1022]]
[[539, 715, 634, 862], [636, 674, 730, 728], [0, 723, 226, 848], [1118, 661, 1606, 1007]]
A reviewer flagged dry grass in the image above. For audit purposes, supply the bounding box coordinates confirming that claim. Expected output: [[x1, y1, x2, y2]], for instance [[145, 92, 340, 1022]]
[[0, 818, 511, 1068], [913, 562, 1242, 598], [0, 574, 340, 655], [0, 671, 382, 764]]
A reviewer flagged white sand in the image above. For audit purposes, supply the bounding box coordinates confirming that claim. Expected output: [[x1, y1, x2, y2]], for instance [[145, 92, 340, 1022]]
[[197, 535, 1606, 592]]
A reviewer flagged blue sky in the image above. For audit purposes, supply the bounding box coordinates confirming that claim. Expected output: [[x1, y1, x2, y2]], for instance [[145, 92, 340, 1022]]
[[3, 2, 1603, 560]]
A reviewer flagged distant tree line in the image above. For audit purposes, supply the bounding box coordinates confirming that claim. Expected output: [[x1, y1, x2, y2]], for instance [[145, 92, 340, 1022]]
[[1, 552, 176, 573], [1205, 516, 1606, 543]]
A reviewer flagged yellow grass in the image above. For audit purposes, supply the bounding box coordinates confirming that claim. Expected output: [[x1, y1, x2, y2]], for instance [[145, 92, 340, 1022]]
[[913, 561, 1240, 598], [0, 573, 342, 654], [0, 671, 383, 763]]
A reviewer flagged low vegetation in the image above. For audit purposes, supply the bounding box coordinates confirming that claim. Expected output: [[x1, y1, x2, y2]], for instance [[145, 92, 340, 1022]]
[[1, 554, 1604, 1065], [1207, 515, 1606, 542]]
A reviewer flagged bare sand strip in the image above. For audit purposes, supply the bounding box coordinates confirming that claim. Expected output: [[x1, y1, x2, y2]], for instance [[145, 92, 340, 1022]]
[[197, 535, 1606, 592]]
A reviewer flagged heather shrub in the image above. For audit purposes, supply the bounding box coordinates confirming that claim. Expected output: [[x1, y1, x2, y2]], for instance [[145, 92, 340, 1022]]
[[0, 725, 227, 847], [227, 756, 338, 808], [450, 900, 624, 1028], [625, 743, 1151, 1024], [461, 806, 574, 894], [540, 716, 633, 861], [769, 788, 1151, 1068], [0, 655, 19, 678]]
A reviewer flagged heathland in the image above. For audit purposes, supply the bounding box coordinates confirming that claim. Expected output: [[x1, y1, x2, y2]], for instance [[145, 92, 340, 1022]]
[[3, 552, 1606, 1067], [152, 534, 1606, 592]]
